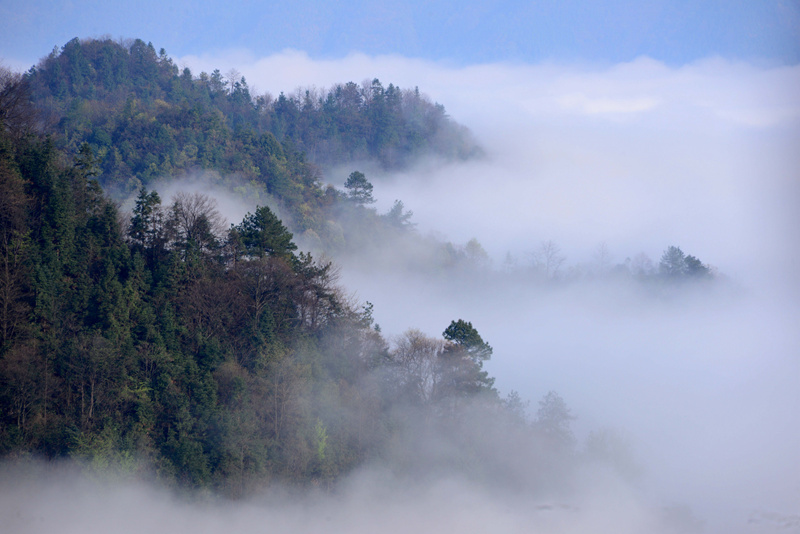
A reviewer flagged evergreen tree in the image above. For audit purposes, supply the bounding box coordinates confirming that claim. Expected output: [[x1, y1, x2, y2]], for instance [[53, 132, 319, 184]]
[[344, 171, 375, 205], [236, 206, 297, 259]]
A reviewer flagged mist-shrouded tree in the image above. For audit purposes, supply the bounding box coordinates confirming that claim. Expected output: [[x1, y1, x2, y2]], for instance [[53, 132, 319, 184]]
[[390, 323, 497, 407], [384, 199, 414, 229], [659, 245, 710, 278], [392, 328, 444, 405], [168, 191, 226, 257], [530, 240, 566, 279], [463, 238, 490, 270], [683, 253, 709, 277], [442, 319, 493, 362], [659, 245, 687, 276], [534, 391, 576, 449], [344, 171, 375, 205], [503, 390, 530, 426], [437, 319, 496, 401]]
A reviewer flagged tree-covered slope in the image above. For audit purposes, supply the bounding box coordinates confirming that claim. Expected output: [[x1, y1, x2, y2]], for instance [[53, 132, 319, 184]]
[[27, 37, 479, 192], [0, 42, 715, 498], [0, 114, 504, 491]]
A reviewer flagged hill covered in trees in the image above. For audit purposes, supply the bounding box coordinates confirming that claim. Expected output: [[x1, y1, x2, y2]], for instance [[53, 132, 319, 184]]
[[0, 38, 716, 496], [19, 37, 715, 280], [27, 37, 479, 188], [1, 59, 559, 492], [19, 37, 485, 260], [0, 99, 516, 490]]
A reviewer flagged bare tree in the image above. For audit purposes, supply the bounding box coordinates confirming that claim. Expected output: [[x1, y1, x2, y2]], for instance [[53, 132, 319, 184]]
[[530, 240, 566, 279], [168, 191, 227, 254], [592, 242, 612, 275], [392, 329, 445, 404]]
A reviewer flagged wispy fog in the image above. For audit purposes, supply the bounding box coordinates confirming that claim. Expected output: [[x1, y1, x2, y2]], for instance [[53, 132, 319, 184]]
[[0, 458, 725, 533], [181, 52, 799, 282], [179, 52, 800, 532], [12, 53, 796, 532]]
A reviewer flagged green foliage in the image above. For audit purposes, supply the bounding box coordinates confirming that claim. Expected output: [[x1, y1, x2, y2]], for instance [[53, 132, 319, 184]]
[[235, 205, 298, 259], [315, 418, 328, 461], [24, 37, 479, 248], [0, 39, 597, 497], [443, 319, 493, 361], [659, 245, 710, 278], [344, 171, 375, 205]]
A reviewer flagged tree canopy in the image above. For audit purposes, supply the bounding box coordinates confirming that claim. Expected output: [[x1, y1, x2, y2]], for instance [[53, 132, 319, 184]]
[[344, 171, 375, 205], [235, 205, 298, 259], [443, 319, 493, 362]]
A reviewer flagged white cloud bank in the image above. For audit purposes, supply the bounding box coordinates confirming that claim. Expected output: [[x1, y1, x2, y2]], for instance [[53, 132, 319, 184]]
[[179, 51, 800, 282], [161, 52, 800, 532]]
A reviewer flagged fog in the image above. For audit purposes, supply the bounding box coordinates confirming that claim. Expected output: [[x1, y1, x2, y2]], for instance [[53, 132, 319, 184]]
[[181, 51, 799, 279], [0, 459, 717, 533], [180, 53, 798, 531], [7, 54, 799, 532]]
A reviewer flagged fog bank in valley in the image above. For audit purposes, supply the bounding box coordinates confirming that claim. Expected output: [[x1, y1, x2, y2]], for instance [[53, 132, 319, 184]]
[[182, 51, 799, 283], [192, 53, 799, 532], [0, 458, 724, 534], [4, 54, 796, 532]]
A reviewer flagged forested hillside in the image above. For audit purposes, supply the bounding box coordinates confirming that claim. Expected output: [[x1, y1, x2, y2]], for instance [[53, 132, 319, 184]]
[[28, 37, 478, 189], [19, 37, 484, 260], [0, 86, 515, 491], [20, 37, 714, 280], [0, 38, 714, 495]]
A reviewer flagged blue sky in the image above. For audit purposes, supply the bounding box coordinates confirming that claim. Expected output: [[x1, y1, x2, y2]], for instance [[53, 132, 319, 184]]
[[1, 0, 799, 70]]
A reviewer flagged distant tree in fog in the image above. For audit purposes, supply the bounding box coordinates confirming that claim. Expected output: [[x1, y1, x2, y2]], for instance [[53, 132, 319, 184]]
[[659, 245, 687, 276], [392, 329, 444, 404], [503, 390, 530, 426], [437, 319, 496, 400], [534, 391, 576, 448], [392, 320, 497, 406], [463, 238, 491, 270], [384, 199, 414, 229], [443, 319, 493, 362], [659, 246, 710, 278], [530, 240, 566, 279], [344, 171, 375, 205]]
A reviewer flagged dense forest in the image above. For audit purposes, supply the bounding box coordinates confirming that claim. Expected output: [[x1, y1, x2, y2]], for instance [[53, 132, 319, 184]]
[[27, 37, 478, 191], [17, 37, 714, 279], [0, 38, 713, 495], [0, 102, 504, 489], [19, 37, 488, 262]]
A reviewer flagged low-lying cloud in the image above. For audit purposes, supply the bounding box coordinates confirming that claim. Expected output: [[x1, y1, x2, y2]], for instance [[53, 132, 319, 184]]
[[0, 459, 720, 534], [180, 51, 799, 284], [23, 51, 796, 532]]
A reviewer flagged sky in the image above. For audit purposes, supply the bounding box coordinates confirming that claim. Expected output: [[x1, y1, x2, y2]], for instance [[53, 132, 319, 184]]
[[2, 2, 799, 533], [1, 0, 800, 71]]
